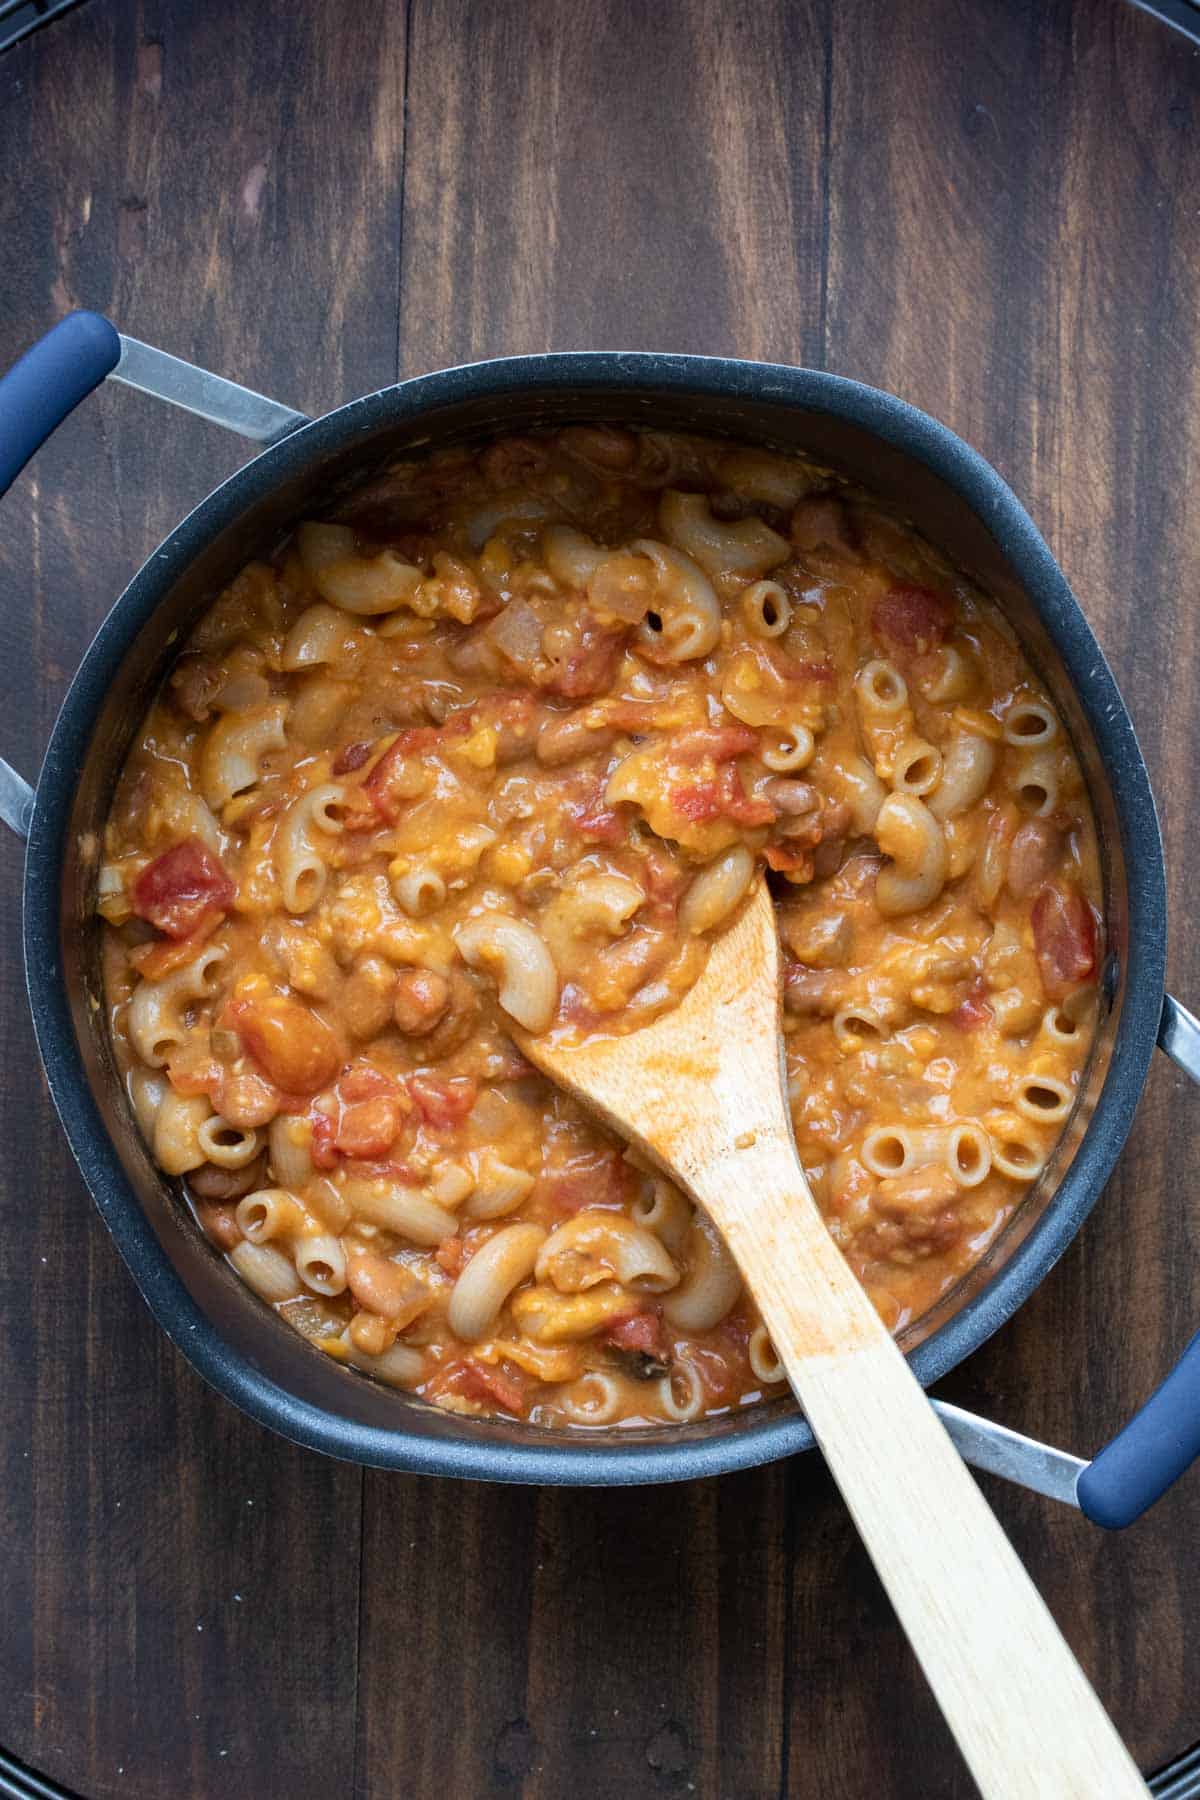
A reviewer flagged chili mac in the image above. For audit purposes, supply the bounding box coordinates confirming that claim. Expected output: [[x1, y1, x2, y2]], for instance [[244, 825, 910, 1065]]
[[98, 426, 1101, 1426]]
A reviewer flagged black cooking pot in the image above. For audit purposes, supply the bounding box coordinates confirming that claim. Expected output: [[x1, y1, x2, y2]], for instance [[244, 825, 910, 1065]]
[[2, 312, 1197, 1526]]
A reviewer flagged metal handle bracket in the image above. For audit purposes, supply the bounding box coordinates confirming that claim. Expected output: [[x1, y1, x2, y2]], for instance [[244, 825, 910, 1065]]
[[111, 336, 310, 444]]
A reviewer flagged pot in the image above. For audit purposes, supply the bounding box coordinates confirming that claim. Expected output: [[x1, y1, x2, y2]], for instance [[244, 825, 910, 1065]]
[[2, 311, 1197, 1525]]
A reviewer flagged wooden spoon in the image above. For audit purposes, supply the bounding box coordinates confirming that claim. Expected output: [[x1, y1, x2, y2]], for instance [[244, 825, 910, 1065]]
[[519, 882, 1146, 1799]]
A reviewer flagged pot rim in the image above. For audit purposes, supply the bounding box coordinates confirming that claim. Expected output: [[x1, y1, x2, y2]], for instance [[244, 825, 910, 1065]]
[[21, 350, 1168, 1483]]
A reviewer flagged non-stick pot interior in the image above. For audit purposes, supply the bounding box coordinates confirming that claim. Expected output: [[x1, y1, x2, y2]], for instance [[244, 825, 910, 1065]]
[[41, 361, 1154, 1478]]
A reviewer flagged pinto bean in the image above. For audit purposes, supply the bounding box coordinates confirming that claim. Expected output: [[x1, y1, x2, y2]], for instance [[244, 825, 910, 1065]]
[[189, 1151, 267, 1204], [214, 1071, 281, 1130], [479, 435, 547, 487], [782, 910, 853, 968], [347, 1251, 431, 1327], [393, 967, 452, 1036], [1006, 819, 1064, 900], [349, 1310, 396, 1356], [195, 1199, 244, 1249], [343, 956, 398, 1040], [558, 425, 638, 471], [811, 803, 854, 879], [764, 778, 819, 816], [169, 656, 225, 722], [536, 710, 617, 766], [783, 964, 849, 1016], [790, 495, 857, 557], [877, 1166, 959, 1218]]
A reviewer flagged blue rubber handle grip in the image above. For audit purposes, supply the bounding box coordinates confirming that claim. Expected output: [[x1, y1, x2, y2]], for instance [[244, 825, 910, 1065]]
[[1077, 1329, 1200, 1528], [0, 310, 121, 500]]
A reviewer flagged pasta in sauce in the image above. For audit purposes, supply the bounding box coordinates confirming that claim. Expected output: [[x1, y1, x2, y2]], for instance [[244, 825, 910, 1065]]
[[99, 426, 1101, 1426]]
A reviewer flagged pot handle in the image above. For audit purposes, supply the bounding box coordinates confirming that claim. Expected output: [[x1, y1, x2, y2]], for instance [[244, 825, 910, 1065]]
[[0, 308, 309, 506], [0, 310, 310, 833], [0, 310, 122, 498], [1072, 993, 1200, 1528]]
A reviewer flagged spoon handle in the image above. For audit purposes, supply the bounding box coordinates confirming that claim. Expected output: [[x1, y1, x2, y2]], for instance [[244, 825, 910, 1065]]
[[692, 1139, 1148, 1800]]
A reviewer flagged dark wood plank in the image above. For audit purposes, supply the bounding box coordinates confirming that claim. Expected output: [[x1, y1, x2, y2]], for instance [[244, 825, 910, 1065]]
[[395, 0, 833, 379], [0, 0, 407, 1795], [3, 0, 1200, 1796]]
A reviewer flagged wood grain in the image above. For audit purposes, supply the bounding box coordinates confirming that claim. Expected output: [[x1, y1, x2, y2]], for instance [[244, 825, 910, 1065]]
[[0, 0, 1199, 1796]]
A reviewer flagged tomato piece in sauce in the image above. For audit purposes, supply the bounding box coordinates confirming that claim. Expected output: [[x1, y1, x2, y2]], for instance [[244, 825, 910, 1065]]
[[362, 718, 471, 822], [719, 767, 774, 826], [132, 838, 235, 940], [871, 584, 953, 654], [335, 1094, 404, 1159], [130, 932, 219, 981], [545, 613, 630, 697], [764, 842, 815, 878], [405, 1073, 478, 1129], [670, 779, 723, 824], [1031, 883, 1098, 999], [196, 1201, 241, 1251], [310, 1110, 338, 1170], [442, 1357, 528, 1417], [670, 762, 774, 830], [537, 1146, 632, 1215], [435, 1236, 467, 1277], [308, 1068, 409, 1163], [229, 994, 343, 1095], [606, 1309, 665, 1357]]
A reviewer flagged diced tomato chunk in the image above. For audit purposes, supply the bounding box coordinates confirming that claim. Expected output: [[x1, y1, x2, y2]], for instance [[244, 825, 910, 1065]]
[[569, 802, 626, 843], [545, 613, 629, 698], [670, 761, 774, 829], [537, 1147, 631, 1214], [718, 765, 775, 827], [334, 1094, 403, 1159], [362, 717, 471, 821], [606, 1310, 664, 1356], [132, 839, 235, 940], [1031, 884, 1098, 999], [130, 932, 217, 981], [764, 842, 815, 878], [337, 1065, 397, 1104], [229, 994, 343, 1095], [871, 584, 953, 654], [165, 1053, 223, 1098], [451, 1357, 528, 1416], [435, 1236, 467, 1277], [670, 779, 721, 823], [310, 1109, 339, 1171], [196, 1202, 241, 1251], [405, 1073, 478, 1129], [308, 1068, 409, 1165]]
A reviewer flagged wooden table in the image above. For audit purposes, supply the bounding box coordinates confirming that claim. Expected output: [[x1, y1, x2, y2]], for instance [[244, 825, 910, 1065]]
[[2, 2, 1199, 1794]]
